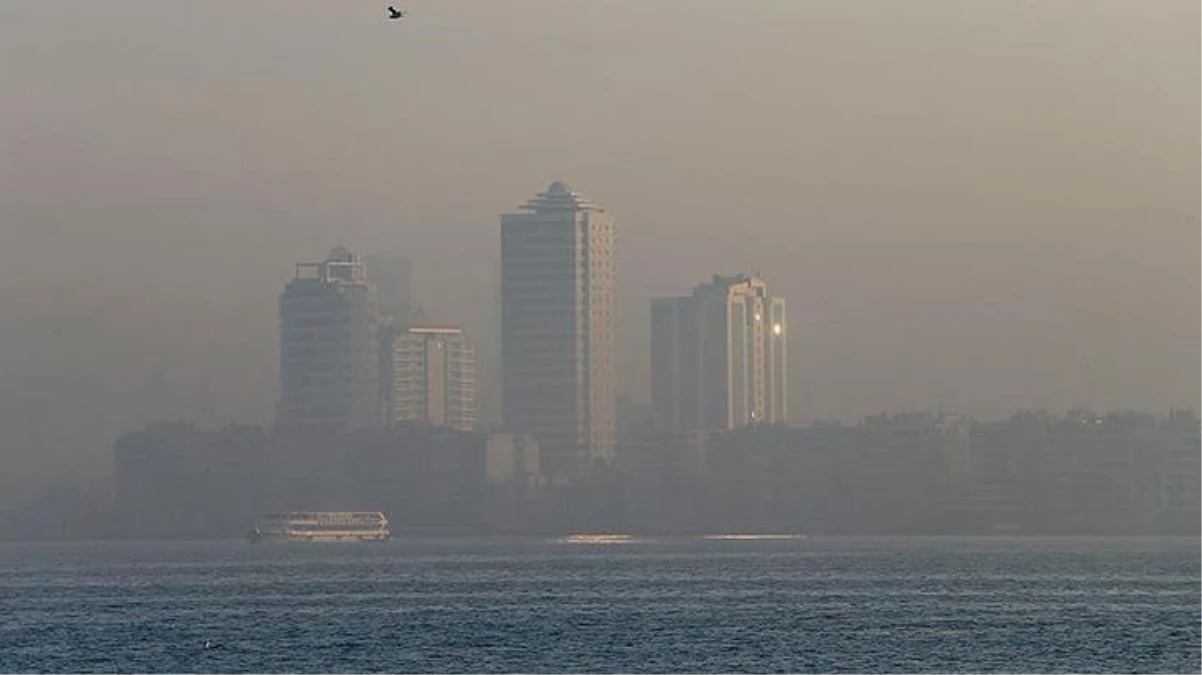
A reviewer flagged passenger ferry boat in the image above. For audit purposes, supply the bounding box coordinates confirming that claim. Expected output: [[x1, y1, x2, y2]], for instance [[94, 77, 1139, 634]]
[[248, 511, 390, 543]]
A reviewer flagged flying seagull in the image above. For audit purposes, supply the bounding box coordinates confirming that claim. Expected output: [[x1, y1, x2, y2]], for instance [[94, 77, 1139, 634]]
[[387, 6, 405, 20]]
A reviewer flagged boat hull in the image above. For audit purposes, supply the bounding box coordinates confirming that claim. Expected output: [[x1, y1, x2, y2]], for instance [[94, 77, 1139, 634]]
[[248, 531, 390, 543]]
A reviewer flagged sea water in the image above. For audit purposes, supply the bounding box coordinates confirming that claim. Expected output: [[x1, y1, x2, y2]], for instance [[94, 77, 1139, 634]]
[[1, 536, 1197, 673]]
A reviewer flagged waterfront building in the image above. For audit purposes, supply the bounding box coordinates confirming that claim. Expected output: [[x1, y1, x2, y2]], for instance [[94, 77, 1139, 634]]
[[652, 273, 787, 432], [277, 247, 380, 432], [501, 182, 617, 475]]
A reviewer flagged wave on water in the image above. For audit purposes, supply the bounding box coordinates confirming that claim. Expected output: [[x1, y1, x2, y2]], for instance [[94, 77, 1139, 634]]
[[555, 534, 640, 545], [704, 534, 807, 541]]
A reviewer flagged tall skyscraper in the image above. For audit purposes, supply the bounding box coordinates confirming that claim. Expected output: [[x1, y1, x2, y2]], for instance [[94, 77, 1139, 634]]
[[389, 326, 478, 431], [277, 247, 380, 433], [651, 274, 787, 432], [501, 182, 616, 476]]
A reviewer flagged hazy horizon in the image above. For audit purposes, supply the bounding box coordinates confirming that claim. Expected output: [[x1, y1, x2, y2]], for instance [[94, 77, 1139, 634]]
[[1, 1, 1198, 502]]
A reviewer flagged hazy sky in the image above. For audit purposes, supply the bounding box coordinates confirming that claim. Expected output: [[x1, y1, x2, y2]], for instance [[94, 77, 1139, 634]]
[[1, 1, 1198, 499]]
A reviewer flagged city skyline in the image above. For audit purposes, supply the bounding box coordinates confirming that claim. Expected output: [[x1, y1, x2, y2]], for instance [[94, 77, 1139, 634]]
[[0, 1, 1195, 506], [0, 3, 1197, 672], [276, 232, 791, 448]]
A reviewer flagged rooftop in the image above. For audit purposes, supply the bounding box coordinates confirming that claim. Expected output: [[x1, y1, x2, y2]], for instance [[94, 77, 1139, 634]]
[[518, 181, 604, 213]]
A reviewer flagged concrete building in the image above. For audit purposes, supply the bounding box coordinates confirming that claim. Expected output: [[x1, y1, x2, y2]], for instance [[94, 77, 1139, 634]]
[[501, 182, 616, 476], [277, 247, 380, 433], [652, 274, 787, 432], [389, 327, 478, 431], [965, 411, 1198, 534], [703, 415, 973, 535]]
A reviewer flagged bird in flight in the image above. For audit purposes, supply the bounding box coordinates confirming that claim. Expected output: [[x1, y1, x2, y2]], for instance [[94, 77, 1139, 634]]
[[387, 6, 405, 20]]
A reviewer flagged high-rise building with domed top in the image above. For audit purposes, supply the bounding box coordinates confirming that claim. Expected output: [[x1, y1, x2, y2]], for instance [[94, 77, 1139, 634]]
[[500, 182, 616, 476]]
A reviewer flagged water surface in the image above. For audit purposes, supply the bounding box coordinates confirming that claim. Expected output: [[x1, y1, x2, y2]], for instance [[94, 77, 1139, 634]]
[[1, 536, 1197, 673]]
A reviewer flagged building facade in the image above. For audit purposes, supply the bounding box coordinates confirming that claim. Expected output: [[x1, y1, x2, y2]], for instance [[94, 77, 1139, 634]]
[[501, 182, 616, 476], [651, 274, 786, 432], [277, 247, 380, 433], [389, 327, 478, 431]]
